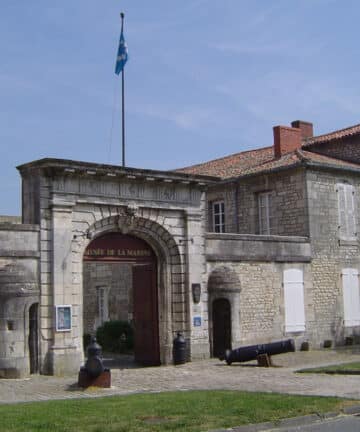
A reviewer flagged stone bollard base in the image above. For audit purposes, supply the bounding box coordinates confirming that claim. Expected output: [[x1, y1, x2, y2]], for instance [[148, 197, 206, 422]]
[[78, 367, 111, 388]]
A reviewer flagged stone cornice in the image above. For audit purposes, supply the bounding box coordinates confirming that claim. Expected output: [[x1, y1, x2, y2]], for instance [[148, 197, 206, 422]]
[[17, 158, 218, 186]]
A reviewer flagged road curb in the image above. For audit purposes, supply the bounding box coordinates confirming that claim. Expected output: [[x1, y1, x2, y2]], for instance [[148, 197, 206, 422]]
[[211, 404, 360, 432], [343, 404, 360, 415]]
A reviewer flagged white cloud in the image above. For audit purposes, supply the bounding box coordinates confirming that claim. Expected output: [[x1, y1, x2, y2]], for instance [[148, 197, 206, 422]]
[[131, 103, 219, 131]]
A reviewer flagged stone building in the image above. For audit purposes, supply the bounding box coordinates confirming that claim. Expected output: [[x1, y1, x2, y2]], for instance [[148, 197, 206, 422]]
[[1, 120, 360, 377]]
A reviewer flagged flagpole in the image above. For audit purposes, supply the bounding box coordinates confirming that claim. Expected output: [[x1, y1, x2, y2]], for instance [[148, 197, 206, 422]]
[[120, 12, 125, 167]]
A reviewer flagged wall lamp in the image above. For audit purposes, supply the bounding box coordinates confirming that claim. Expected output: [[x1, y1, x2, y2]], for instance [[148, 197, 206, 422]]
[[179, 238, 194, 244], [73, 230, 92, 240]]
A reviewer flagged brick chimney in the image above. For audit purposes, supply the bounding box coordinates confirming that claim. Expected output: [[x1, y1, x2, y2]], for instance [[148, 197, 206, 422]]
[[291, 120, 313, 139], [273, 125, 302, 158]]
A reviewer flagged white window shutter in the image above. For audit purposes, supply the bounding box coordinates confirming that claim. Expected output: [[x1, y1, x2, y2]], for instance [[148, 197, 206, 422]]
[[345, 185, 356, 238], [337, 184, 347, 238], [284, 269, 305, 332], [337, 184, 356, 239], [258, 192, 272, 235], [342, 268, 360, 327]]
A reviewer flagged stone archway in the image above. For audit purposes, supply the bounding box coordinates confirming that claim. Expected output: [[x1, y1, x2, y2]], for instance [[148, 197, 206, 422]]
[[208, 266, 241, 356], [77, 212, 185, 365]]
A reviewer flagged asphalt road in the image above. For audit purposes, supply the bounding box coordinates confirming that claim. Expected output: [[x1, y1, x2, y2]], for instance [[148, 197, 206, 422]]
[[266, 414, 360, 431]]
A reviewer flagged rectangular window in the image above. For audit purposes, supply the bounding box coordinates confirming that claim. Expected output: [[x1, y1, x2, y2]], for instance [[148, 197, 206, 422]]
[[283, 269, 305, 333], [337, 183, 356, 240], [342, 268, 360, 327], [258, 191, 273, 235], [212, 201, 225, 233], [97, 286, 109, 325]]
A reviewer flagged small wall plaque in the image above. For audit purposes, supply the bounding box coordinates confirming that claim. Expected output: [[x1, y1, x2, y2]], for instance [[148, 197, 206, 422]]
[[55, 305, 72, 332], [193, 316, 202, 327]]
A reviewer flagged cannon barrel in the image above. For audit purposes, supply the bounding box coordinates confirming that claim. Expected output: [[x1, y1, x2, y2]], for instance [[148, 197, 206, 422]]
[[224, 339, 295, 365]]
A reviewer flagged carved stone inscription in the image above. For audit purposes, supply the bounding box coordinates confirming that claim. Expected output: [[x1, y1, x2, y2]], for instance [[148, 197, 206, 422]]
[[52, 176, 201, 205]]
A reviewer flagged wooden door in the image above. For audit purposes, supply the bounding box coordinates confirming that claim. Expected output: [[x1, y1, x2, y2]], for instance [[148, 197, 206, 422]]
[[133, 263, 160, 366], [212, 298, 231, 358]]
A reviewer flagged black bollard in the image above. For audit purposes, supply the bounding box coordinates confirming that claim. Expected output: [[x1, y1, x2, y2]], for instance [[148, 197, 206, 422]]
[[173, 332, 186, 365]]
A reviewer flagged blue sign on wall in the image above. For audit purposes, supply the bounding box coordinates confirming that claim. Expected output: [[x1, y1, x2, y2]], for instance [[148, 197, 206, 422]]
[[193, 316, 202, 327]]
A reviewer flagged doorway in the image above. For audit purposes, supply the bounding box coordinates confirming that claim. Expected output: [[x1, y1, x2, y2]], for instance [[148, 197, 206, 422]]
[[83, 233, 160, 366], [212, 298, 231, 358], [29, 303, 39, 374]]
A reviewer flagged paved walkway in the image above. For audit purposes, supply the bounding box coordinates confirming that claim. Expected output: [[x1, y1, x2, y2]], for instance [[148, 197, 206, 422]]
[[1, 349, 360, 404]]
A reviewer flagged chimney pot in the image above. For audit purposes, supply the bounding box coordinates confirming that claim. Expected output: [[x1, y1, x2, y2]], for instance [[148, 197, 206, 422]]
[[291, 120, 313, 139]]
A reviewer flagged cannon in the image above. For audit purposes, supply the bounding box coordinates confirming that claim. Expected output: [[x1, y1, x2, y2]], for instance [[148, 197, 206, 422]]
[[224, 339, 295, 365], [78, 337, 111, 388], [84, 337, 104, 377]]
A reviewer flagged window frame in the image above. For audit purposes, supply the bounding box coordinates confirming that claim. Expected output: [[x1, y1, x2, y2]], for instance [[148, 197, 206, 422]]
[[212, 200, 225, 233], [258, 191, 273, 235], [337, 183, 357, 240]]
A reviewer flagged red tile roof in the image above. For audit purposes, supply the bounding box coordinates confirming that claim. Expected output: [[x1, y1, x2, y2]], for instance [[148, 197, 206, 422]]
[[304, 123, 360, 146], [176, 142, 360, 180], [175, 146, 273, 178], [175, 146, 302, 179], [297, 149, 360, 170], [176, 123, 360, 179]]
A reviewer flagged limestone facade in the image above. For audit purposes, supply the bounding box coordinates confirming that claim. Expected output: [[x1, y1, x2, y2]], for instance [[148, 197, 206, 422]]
[[0, 159, 214, 376], [2, 120, 360, 377], [0, 223, 39, 377]]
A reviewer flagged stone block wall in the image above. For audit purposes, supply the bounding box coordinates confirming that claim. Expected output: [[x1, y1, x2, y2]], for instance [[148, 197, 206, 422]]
[[206, 168, 308, 237], [236, 168, 308, 236], [0, 223, 40, 377], [306, 168, 360, 345], [206, 183, 237, 232], [206, 234, 313, 350], [206, 259, 313, 349]]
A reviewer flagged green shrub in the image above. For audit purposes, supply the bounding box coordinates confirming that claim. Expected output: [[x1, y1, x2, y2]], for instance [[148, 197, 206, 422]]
[[96, 320, 134, 353]]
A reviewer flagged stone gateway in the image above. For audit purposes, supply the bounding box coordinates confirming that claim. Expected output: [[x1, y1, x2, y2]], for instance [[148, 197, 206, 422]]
[[2, 120, 360, 377]]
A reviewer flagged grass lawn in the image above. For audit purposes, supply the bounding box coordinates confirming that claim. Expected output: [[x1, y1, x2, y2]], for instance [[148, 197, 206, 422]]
[[297, 361, 360, 375], [0, 390, 356, 432]]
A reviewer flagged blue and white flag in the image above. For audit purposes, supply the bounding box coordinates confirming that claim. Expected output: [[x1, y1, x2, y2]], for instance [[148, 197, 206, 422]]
[[115, 28, 128, 75]]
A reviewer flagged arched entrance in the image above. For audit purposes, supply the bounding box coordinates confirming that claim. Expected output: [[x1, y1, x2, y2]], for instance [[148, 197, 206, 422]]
[[212, 298, 231, 358], [208, 266, 241, 356], [83, 232, 160, 366]]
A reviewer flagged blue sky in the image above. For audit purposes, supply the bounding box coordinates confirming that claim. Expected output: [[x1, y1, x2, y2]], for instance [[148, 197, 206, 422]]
[[1, 0, 360, 215]]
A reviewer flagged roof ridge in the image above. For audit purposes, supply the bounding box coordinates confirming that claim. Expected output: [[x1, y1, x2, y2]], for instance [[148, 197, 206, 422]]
[[299, 148, 360, 168], [296, 148, 310, 161], [305, 123, 360, 144]]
